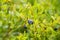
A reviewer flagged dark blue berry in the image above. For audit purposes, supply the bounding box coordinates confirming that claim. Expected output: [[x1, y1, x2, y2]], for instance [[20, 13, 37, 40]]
[[24, 24, 27, 29], [54, 28, 58, 31], [28, 19, 33, 24]]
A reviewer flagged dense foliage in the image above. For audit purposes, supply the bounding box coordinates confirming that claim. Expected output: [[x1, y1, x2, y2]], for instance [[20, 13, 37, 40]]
[[0, 0, 60, 40]]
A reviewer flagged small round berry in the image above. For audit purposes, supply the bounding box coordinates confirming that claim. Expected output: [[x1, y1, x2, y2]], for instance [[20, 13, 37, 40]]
[[24, 24, 27, 29], [54, 28, 58, 31], [28, 19, 33, 24]]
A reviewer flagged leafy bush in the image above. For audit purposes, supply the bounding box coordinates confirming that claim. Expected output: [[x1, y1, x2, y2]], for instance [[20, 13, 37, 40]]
[[0, 0, 60, 40]]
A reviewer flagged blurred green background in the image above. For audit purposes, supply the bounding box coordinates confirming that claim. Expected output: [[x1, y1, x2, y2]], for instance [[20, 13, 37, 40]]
[[0, 0, 60, 40]]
